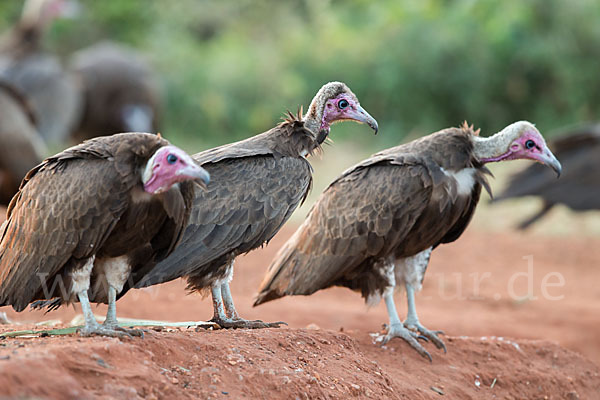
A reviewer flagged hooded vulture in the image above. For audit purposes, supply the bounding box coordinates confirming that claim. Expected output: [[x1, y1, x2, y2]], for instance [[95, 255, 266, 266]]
[[69, 41, 162, 141], [493, 123, 600, 229], [0, 0, 81, 144], [0, 133, 210, 337], [0, 80, 46, 205], [125, 82, 379, 329], [255, 121, 561, 360]]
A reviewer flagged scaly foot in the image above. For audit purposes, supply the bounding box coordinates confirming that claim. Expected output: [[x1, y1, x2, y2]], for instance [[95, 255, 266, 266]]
[[78, 321, 138, 338], [404, 320, 446, 353], [382, 323, 432, 362], [210, 317, 287, 330], [102, 321, 145, 338]]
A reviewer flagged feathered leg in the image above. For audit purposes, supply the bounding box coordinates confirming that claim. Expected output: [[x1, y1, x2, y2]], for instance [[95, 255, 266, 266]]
[[209, 262, 286, 329]]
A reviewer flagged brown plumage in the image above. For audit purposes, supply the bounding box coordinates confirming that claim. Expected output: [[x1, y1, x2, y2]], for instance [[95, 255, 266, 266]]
[[127, 82, 378, 329], [69, 41, 161, 141], [255, 121, 560, 360], [493, 124, 600, 229], [0, 0, 81, 144], [0, 132, 208, 336], [256, 125, 490, 303], [0, 80, 46, 205]]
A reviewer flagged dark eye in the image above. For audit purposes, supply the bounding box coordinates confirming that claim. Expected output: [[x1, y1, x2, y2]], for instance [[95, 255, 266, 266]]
[[525, 140, 535, 149], [167, 154, 178, 164], [338, 99, 349, 109]]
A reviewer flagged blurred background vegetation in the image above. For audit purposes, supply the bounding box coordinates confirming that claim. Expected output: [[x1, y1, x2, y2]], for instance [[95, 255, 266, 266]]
[[1, 0, 599, 153]]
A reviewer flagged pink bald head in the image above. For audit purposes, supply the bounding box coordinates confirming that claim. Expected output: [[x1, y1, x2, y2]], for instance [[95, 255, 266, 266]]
[[480, 121, 562, 176], [321, 94, 378, 134], [143, 145, 210, 194]]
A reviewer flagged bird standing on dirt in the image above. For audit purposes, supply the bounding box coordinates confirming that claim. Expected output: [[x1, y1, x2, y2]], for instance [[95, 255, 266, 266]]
[[69, 41, 162, 141], [493, 123, 600, 229], [254, 121, 561, 360], [0, 0, 81, 144], [0, 80, 46, 206], [127, 82, 379, 329], [0, 133, 210, 337]]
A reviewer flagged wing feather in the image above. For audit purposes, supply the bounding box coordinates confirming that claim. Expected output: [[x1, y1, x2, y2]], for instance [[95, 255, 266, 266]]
[[255, 161, 434, 304], [133, 155, 312, 288], [0, 156, 135, 310]]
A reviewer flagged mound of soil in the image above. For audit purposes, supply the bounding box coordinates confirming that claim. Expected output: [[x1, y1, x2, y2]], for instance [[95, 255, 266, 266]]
[[1, 214, 600, 398], [0, 327, 598, 399]]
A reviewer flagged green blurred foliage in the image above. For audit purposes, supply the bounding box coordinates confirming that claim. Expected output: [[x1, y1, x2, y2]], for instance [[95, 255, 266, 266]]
[[1, 0, 599, 150]]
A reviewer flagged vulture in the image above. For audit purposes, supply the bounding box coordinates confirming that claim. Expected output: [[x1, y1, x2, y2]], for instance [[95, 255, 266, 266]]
[[0, 133, 210, 337], [0, 0, 81, 144], [125, 82, 379, 329], [69, 41, 162, 141], [493, 123, 600, 229], [255, 121, 561, 360], [0, 80, 46, 205]]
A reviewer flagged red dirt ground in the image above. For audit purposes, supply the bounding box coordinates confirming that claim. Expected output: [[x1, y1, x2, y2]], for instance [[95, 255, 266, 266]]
[[1, 208, 600, 398]]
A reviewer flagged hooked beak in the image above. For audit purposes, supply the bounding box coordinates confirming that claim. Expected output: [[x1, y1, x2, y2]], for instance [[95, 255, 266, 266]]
[[538, 149, 562, 178], [347, 105, 378, 134], [178, 163, 211, 189]]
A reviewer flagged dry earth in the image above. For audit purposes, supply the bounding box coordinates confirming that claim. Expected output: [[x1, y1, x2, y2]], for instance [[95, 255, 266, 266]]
[[1, 207, 600, 398]]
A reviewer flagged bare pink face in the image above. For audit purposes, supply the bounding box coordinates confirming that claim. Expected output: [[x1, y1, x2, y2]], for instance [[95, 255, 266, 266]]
[[482, 124, 562, 176], [511, 130, 548, 160], [143, 146, 210, 194], [321, 94, 378, 133], [511, 129, 561, 176]]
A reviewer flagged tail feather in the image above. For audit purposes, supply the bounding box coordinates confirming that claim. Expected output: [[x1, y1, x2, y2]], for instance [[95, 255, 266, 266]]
[[254, 231, 345, 306], [30, 298, 63, 313], [254, 238, 302, 306]]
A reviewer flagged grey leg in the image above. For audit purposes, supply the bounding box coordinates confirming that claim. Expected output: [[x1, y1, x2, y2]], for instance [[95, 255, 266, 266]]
[[104, 286, 118, 326], [211, 283, 228, 321], [221, 281, 239, 320], [403, 283, 446, 352], [101, 286, 143, 337], [78, 290, 101, 333], [381, 289, 432, 361], [77, 290, 129, 338]]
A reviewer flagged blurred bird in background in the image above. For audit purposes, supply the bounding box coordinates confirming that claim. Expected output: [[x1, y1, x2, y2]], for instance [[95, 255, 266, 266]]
[[0, 80, 45, 206], [68, 41, 162, 142], [0, 0, 82, 145]]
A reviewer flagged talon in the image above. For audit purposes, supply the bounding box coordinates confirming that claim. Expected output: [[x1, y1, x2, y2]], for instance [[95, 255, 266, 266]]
[[423, 350, 433, 363], [404, 321, 446, 353], [382, 323, 434, 361], [417, 335, 429, 342]]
